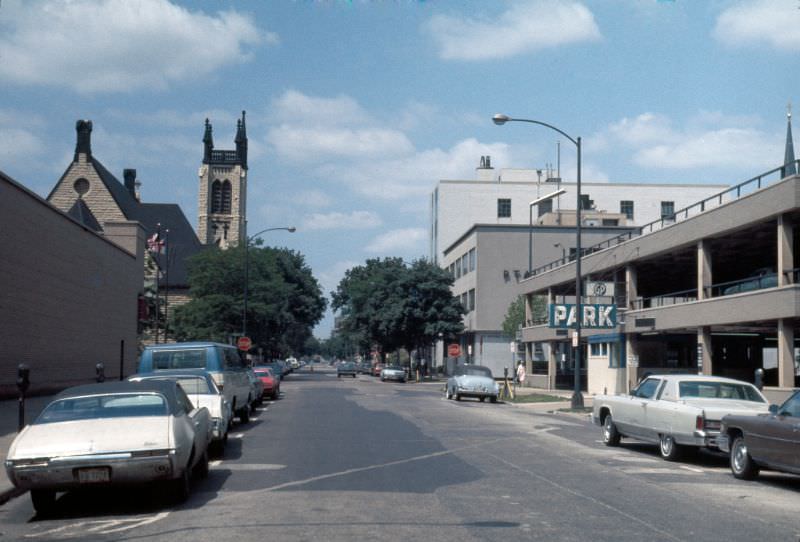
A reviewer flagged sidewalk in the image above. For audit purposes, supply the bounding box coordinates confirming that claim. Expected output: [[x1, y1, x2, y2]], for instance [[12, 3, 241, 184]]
[[0, 394, 54, 504]]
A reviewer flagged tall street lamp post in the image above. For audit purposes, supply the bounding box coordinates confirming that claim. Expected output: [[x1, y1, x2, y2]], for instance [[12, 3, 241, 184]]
[[243, 226, 296, 338], [493, 113, 584, 408]]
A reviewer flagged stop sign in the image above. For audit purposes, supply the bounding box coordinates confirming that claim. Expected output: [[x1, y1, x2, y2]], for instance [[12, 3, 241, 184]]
[[237, 336, 252, 351], [447, 343, 461, 357]]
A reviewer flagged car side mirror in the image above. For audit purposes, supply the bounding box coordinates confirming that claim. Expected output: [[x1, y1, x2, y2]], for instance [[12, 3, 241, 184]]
[[769, 404, 779, 415]]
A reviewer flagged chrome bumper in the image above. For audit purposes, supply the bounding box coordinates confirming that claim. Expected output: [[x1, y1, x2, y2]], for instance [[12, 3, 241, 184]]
[[6, 452, 178, 491]]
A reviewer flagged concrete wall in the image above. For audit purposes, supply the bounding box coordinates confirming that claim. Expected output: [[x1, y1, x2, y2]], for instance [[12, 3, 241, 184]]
[[0, 174, 144, 397], [432, 175, 726, 263]]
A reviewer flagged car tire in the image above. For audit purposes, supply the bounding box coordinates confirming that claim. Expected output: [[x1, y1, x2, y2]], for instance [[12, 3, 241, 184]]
[[337, 374, 341, 378], [479, 396, 486, 402], [195, 449, 209, 479], [731, 436, 759, 480], [490, 395, 497, 403], [455, 393, 461, 401], [171, 462, 192, 503], [602, 414, 621, 446], [272, 391, 278, 400], [238, 404, 250, 424], [659, 434, 682, 461], [30, 489, 56, 516], [352, 374, 356, 378]]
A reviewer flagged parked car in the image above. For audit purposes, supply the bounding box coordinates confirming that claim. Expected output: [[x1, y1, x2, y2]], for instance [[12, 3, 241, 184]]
[[722, 267, 777, 296], [592, 374, 769, 461], [261, 361, 285, 381], [372, 363, 385, 377], [718, 389, 800, 480], [253, 366, 280, 400], [138, 342, 253, 423], [445, 364, 499, 402], [381, 365, 406, 383], [245, 368, 264, 409], [5, 380, 212, 515], [127, 369, 231, 455], [357, 362, 372, 375], [337, 362, 357, 378]]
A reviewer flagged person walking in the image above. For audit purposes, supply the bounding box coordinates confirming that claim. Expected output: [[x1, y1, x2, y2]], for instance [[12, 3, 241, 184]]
[[516, 360, 526, 387]]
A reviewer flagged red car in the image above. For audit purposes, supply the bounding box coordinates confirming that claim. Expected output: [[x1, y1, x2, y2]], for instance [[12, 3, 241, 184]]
[[253, 367, 280, 400], [372, 363, 384, 377]]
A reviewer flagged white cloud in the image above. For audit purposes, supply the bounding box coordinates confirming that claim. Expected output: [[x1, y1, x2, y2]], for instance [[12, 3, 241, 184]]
[[271, 90, 372, 126], [291, 190, 334, 208], [301, 211, 382, 231], [268, 125, 414, 162], [0, 0, 268, 93], [425, 1, 601, 61], [365, 228, 427, 254], [316, 260, 360, 295], [0, 109, 47, 167], [714, 0, 800, 51], [591, 111, 780, 171]]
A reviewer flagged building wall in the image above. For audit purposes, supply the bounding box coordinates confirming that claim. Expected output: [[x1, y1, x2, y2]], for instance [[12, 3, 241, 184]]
[[197, 163, 247, 248], [48, 155, 126, 223], [431, 173, 727, 263], [0, 175, 144, 397]]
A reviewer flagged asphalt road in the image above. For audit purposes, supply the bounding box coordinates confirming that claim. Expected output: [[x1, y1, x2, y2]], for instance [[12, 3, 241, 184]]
[[2, 366, 800, 541]]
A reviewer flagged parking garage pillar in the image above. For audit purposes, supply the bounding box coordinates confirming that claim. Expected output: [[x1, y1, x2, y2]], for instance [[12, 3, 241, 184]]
[[625, 265, 638, 309], [548, 341, 558, 390], [697, 327, 713, 375], [697, 240, 712, 300], [778, 214, 794, 287], [778, 319, 795, 387]]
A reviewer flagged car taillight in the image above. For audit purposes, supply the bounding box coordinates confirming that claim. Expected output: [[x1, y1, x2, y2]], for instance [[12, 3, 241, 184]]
[[696, 414, 704, 431]]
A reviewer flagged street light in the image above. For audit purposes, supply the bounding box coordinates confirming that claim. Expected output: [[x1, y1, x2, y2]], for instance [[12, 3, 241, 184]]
[[528, 189, 567, 274], [493, 113, 584, 409], [243, 226, 296, 338]]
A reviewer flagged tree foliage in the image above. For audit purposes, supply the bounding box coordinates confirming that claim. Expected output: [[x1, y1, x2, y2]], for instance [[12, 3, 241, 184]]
[[172, 244, 326, 357], [332, 258, 464, 358], [502, 294, 547, 337]]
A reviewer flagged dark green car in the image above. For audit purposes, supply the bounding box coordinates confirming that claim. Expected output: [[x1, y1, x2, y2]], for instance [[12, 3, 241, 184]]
[[337, 362, 357, 378]]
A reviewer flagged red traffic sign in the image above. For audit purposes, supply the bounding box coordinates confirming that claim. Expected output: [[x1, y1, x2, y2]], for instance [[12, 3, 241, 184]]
[[238, 336, 252, 351], [447, 343, 461, 357]]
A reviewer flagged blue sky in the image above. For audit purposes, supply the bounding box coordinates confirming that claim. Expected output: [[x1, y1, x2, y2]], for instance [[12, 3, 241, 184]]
[[1, 0, 798, 336]]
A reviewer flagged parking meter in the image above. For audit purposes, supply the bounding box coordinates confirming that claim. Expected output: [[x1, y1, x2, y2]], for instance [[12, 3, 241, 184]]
[[754, 368, 764, 391], [17, 364, 30, 395], [17, 364, 30, 431], [96, 362, 106, 383]]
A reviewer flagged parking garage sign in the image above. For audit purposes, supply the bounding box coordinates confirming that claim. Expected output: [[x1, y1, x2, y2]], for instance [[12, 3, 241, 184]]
[[548, 304, 617, 329]]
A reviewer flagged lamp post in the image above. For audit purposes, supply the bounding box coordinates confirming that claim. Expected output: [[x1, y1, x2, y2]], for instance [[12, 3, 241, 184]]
[[493, 113, 584, 408], [528, 189, 567, 274], [243, 226, 296, 338]]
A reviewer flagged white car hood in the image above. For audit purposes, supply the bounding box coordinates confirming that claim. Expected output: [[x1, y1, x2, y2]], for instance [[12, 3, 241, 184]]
[[9, 417, 171, 460], [187, 394, 222, 419]]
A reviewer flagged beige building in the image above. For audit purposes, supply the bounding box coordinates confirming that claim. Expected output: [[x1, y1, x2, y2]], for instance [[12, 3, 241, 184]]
[[0, 170, 145, 397]]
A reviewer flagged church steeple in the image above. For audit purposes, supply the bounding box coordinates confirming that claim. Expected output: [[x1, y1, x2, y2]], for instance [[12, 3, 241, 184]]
[[203, 118, 214, 164], [235, 110, 248, 170], [785, 103, 797, 177]]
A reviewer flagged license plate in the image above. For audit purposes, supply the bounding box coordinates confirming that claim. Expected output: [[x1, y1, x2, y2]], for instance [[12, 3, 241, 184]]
[[77, 467, 110, 484]]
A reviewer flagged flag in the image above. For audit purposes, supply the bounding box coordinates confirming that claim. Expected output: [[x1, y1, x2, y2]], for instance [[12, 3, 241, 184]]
[[147, 231, 165, 254]]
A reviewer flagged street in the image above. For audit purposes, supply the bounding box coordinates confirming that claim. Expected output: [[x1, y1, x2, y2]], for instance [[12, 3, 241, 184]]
[[2, 366, 800, 541]]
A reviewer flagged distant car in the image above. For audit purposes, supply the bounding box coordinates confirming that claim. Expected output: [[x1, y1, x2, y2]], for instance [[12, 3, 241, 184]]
[[446, 365, 499, 402], [337, 362, 357, 378], [253, 366, 280, 400], [381, 365, 406, 383], [5, 380, 212, 515], [592, 374, 769, 461], [722, 267, 777, 295], [357, 362, 372, 375], [372, 363, 384, 377], [261, 362, 284, 381], [127, 369, 231, 454], [718, 390, 800, 480], [245, 368, 264, 409]]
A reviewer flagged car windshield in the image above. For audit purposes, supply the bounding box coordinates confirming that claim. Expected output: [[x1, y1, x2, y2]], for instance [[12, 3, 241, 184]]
[[462, 366, 492, 378], [254, 368, 274, 377], [152, 348, 207, 369], [36, 393, 169, 424], [386, 366, 402, 370], [678, 381, 765, 402], [778, 392, 800, 416]]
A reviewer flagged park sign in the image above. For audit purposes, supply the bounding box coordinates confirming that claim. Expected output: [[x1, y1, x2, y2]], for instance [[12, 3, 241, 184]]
[[548, 303, 617, 329]]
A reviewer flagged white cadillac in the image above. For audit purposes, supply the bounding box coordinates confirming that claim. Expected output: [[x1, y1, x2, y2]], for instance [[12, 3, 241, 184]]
[[592, 374, 769, 461], [5, 380, 212, 515]]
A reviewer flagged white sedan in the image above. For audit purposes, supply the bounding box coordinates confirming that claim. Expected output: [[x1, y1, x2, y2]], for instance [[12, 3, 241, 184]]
[[445, 365, 499, 403], [5, 380, 212, 515], [592, 374, 769, 460]]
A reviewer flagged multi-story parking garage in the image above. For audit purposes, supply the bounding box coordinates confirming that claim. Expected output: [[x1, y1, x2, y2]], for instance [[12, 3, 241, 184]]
[[519, 160, 800, 402]]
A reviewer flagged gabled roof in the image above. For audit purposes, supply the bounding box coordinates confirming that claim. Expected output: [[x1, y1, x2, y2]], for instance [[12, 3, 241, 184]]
[[90, 157, 141, 220], [137, 203, 205, 288], [66, 198, 102, 232]]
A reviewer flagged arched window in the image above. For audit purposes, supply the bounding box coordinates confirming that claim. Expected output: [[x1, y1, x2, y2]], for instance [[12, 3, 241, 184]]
[[211, 180, 222, 213], [221, 181, 232, 214]]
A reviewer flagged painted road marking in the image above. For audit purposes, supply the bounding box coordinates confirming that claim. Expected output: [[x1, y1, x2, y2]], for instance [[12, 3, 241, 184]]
[[229, 433, 245, 439], [212, 463, 287, 471], [25, 512, 169, 538]]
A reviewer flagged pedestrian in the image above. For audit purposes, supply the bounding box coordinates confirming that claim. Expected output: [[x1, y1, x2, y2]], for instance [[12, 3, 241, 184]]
[[516, 361, 526, 386]]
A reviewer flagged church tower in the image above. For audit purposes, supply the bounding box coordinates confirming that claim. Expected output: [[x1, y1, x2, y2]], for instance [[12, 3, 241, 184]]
[[197, 111, 248, 248]]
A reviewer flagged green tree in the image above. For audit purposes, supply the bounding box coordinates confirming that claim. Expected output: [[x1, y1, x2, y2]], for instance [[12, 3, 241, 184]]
[[502, 294, 547, 337], [172, 244, 326, 358], [332, 258, 464, 360]]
